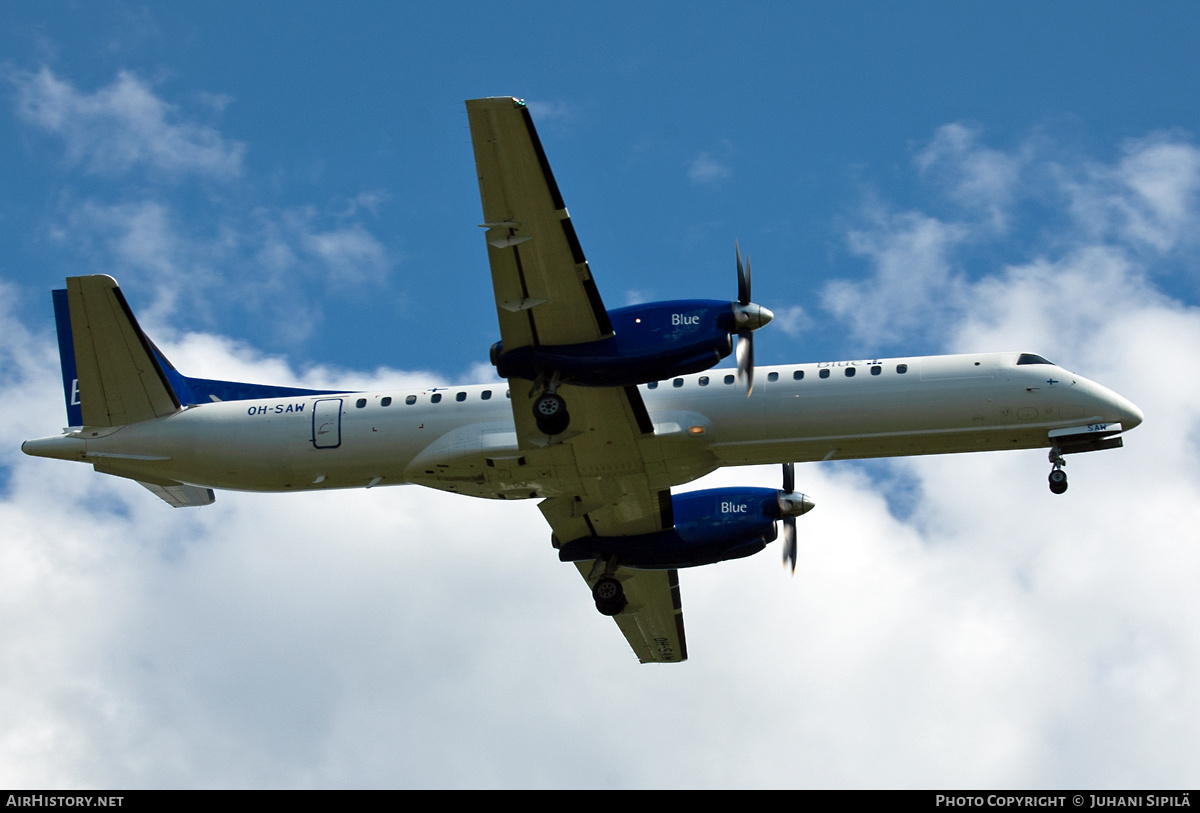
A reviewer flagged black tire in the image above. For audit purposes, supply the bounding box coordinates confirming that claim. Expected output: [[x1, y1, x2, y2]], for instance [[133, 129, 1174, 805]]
[[533, 393, 570, 435], [593, 576, 627, 616], [1049, 469, 1068, 494]]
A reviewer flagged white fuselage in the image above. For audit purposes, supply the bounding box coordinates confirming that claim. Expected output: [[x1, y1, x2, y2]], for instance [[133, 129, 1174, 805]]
[[24, 352, 1144, 499]]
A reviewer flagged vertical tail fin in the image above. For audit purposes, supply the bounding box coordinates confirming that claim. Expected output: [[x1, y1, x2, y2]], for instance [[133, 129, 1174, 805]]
[[54, 275, 181, 427]]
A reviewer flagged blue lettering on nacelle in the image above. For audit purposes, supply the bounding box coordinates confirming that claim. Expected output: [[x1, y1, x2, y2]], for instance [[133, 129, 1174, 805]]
[[492, 298, 736, 387], [558, 486, 781, 568]]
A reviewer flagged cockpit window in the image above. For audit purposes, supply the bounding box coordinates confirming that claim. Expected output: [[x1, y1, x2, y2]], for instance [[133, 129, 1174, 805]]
[[1017, 353, 1054, 366]]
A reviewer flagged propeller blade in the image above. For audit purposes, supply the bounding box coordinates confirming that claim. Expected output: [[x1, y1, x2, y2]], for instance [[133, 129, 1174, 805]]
[[734, 241, 768, 397], [782, 517, 797, 574], [736, 329, 754, 396], [744, 255, 752, 304], [736, 240, 750, 305], [780, 463, 800, 574]]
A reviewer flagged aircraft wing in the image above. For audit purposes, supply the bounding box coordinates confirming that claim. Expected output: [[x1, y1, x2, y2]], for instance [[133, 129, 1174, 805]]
[[467, 97, 688, 663], [466, 96, 613, 349]]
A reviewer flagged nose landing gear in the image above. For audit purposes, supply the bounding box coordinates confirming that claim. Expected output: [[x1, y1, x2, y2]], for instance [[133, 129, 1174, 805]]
[[1048, 448, 1068, 494]]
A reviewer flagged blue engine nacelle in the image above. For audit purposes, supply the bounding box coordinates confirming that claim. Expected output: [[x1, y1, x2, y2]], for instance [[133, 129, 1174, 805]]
[[558, 487, 788, 569], [491, 299, 738, 387]]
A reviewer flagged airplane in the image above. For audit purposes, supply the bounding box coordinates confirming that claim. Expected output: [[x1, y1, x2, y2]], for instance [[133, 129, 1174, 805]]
[[21, 97, 1145, 664]]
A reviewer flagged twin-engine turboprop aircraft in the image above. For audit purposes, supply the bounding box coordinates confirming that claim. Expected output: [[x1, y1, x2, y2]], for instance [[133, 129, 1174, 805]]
[[22, 97, 1144, 663]]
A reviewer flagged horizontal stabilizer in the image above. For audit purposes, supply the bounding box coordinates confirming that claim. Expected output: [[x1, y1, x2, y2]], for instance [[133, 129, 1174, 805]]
[[138, 480, 216, 508]]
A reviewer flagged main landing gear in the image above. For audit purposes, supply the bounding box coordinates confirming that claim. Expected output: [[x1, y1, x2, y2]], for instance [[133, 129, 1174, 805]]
[[533, 391, 570, 435], [532, 371, 570, 435], [592, 576, 627, 616], [1048, 447, 1068, 495]]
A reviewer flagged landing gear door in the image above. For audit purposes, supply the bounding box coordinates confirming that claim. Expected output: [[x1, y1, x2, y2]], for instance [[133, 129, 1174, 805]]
[[312, 398, 343, 449]]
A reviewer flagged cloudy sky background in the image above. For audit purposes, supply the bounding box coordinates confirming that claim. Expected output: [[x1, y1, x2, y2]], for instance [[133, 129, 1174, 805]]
[[2, 3, 1198, 788]]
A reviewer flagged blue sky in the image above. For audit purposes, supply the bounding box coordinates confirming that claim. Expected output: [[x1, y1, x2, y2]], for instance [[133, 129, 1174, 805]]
[[2, 2, 1199, 789]]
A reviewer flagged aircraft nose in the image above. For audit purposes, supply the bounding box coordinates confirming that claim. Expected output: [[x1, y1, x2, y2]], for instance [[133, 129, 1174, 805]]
[[1094, 383, 1144, 430], [1118, 397, 1144, 430]]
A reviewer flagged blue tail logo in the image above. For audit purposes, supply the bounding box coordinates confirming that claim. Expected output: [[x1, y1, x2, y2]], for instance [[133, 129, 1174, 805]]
[[52, 288, 83, 427]]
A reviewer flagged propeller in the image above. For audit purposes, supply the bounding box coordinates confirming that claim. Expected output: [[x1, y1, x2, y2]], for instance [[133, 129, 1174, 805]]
[[733, 241, 773, 396], [776, 462, 815, 574]]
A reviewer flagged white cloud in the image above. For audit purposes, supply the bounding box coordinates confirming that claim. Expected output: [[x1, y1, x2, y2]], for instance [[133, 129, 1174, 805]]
[[12, 67, 244, 179], [5, 121, 1200, 788], [523, 100, 571, 121], [772, 304, 815, 338], [824, 209, 968, 346], [1057, 133, 1200, 255], [688, 151, 731, 185], [825, 125, 1200, 350], [916, 122, 1026, 232], [303, 224, 389, 287], [5, 254, 1199, 786], [51, 197, 392, 342]]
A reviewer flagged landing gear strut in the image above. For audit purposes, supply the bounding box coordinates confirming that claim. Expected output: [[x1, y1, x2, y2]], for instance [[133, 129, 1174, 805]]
[[531, 371, 570, 436], [1048, 447, 1068, 495]]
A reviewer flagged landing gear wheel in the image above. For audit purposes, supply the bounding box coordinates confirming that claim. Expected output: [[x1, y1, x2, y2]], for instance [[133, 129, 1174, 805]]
[[592, 576, 627, 616], [533, 393, 570, 435], [1049, 468, 1068, 495]]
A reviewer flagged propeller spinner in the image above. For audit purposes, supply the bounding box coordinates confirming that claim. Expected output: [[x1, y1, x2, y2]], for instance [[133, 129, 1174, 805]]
[[733, 241, 773, 396], [777, 462, 815, 574]]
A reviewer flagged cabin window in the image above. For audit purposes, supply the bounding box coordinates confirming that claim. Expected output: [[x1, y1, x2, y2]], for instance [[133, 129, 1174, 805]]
[[699, 376, 709, 386], [455, 392, 466, 402], [724, 374, 735, 385], [767, 372, 779, 382], [405, 395, 417, 405], [481, 390, 492, 400], [896, 363, 908, 374], [647, 381, 658, 389], [793, 370, 804, 380], [381, 396, 392, 406], [845, 368, 855, 378], [1017, 353, 1053, 365], [355, 398, 367, 408], [870, 365, 881, 376], [819, 369, 830, 379], [431, 394, 442, 404], [673, 378, 684, 388]]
